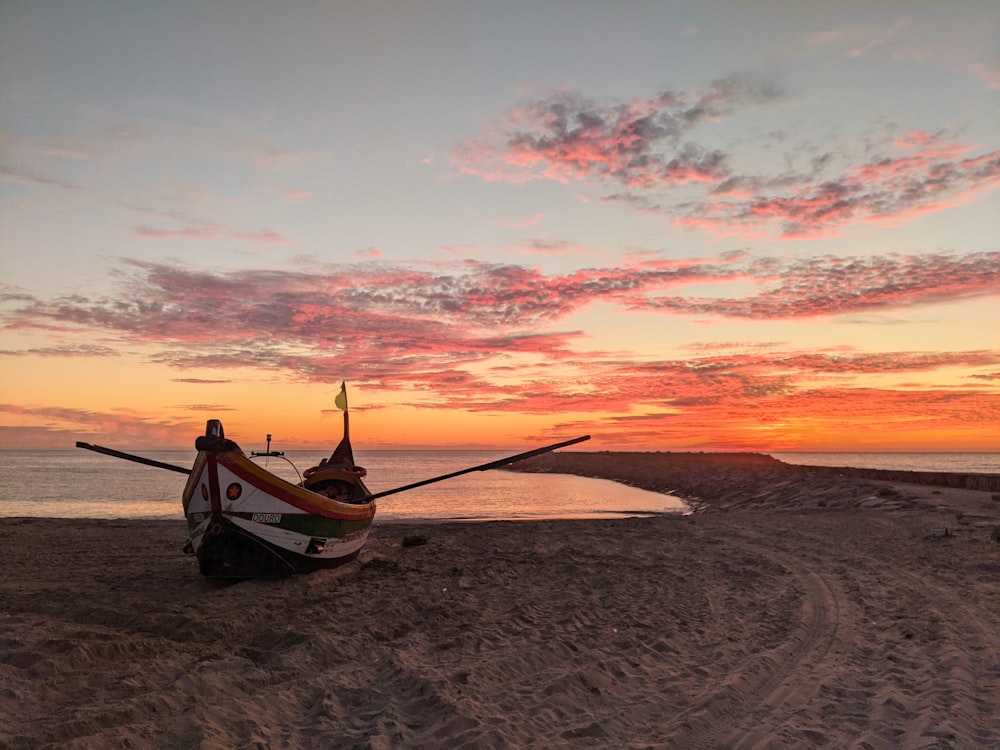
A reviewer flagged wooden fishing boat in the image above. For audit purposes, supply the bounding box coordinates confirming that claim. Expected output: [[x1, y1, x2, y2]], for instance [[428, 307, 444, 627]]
[[77, 382, 589, 579], [180, 418, 375, 578]]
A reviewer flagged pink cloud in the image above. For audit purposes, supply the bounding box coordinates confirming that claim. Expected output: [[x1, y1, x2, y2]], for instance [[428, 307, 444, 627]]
[[133, 206, 291, 245], [1, 250, 995, 434], [232, 229, 290, 245], [4, 251, 997, 361], [453, 76, 779, 188], [457, 79, 998, 238], [968, 62, 1000, 89], [625, 251, 1000, 318], [676, 134, 1000, 238], [892, 129, 943, 149], [3, 261, 998, 448], [0, 344, 120, 357], [137, 224, 290, 245], [514, 239, 587, 256], [577, 386, 1000, 450], [0, 403, 199, 448], [136, 225, 220, 240]]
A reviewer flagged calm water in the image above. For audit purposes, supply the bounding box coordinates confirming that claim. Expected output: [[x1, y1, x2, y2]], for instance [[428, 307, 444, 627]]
[[0, 449, 687, 521], [3, 450, 994, 521], [771, 452, 999, 474]]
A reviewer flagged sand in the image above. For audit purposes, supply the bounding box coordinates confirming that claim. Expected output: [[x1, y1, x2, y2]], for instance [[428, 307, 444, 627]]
[[2, 454, 999, 748]]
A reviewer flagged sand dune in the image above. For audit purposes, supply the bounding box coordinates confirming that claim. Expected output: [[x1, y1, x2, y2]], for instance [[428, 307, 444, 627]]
[[3, 454, 999, 748]]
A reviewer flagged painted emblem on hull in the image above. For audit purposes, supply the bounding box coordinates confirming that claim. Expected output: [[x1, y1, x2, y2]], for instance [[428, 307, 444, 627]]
[[226, 482, 243, 500], [200, 484, 209, 501]]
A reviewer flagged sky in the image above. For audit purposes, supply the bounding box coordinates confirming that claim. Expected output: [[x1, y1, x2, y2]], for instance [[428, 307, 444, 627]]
[[1, 1, 998, 452]]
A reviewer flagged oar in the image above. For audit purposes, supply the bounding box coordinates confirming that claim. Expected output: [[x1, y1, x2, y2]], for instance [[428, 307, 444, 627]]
[[366, 434, 590, 500], [76, 441, 192, 475]]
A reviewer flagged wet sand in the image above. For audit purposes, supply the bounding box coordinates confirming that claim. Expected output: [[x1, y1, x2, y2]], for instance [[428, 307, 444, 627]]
[[2, 453, 999, 748]]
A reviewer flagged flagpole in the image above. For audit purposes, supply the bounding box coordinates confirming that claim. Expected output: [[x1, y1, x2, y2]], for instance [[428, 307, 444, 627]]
[[336, 381, 350, 441]]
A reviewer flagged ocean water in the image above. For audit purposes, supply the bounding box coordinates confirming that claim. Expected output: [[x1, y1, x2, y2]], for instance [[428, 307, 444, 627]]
[[3, 449, 994, 522], [771, 452, 999, 474], [0, 449, 687, 521]]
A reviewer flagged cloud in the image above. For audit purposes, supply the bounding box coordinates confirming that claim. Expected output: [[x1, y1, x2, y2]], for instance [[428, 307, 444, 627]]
[[0, 165, 79, 190], [3, 255, 997, 448], [675, 132, 1000, 238], [681, 341, 787, 352], [132, 205, 291, 245], [0, 403, 198, 447], [487, 213, 546, 229], [456, 78, 999, 238], [453, 75, 780, 187], [0, 344, 120, 357], [516, 239, 587, 256], [624, 251, 1000, 318], [847, 19, 908, 58], [574, 386, 1000, 450], [3, 252, 997, 366], [1, 251, 996, 447], [136, 223, 291, 245], [968, 62, 1000, 89], [464, 349, 1000, 444]]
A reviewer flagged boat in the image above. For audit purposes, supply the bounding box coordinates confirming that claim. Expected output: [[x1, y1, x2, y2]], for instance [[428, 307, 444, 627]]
[[77, 382, 589, 579], [180, 416, 375, 578]]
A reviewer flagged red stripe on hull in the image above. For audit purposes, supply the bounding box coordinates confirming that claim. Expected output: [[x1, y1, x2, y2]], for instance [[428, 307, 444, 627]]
[[215, 452, 375, 521]]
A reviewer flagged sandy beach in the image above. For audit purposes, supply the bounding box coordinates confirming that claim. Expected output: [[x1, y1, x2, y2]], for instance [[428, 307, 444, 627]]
[[3, 454, 999, 748]]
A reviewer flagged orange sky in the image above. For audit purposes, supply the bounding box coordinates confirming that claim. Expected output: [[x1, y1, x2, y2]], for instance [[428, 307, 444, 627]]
[[1, 2, 998, 452]]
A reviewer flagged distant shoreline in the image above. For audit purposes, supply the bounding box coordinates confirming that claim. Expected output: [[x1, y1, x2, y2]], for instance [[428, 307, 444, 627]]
[[504, 450, 1000, 508]]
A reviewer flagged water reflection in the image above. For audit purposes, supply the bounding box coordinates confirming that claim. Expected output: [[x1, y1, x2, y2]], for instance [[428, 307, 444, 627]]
[[1, 450, 687, 521]]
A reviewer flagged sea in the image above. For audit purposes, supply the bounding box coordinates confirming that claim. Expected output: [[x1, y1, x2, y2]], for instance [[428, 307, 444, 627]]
[[769, 452, 998, 474], [0, 449, 687, 522], [1, 450, 995, 522]]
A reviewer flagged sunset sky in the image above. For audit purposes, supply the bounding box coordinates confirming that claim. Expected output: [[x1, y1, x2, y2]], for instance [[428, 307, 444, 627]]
[[1, 1, 998, 452]]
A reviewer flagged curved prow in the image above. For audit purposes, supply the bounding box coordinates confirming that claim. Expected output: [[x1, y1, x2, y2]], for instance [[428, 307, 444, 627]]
[[194, 419, 242, 454]]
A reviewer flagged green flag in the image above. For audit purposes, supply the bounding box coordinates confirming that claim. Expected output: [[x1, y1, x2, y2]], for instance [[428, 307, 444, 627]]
[[334, 382, 349, 412]]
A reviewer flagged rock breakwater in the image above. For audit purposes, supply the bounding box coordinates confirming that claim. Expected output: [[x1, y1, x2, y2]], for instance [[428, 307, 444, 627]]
[[505, 451, 1000, 511]]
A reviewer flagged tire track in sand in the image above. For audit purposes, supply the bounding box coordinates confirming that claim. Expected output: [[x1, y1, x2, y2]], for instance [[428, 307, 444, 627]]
[[669, 512, 1000, 748], [664, 521, 854, 748]]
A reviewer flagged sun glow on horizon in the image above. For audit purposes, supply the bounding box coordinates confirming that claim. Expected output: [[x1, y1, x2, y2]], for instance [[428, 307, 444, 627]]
[[1, 2, 998, 453]]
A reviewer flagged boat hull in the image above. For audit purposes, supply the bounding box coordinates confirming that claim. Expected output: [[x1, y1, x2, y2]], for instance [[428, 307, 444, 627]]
[[182, 440, 375, 578], [190, 515, 369, 577]]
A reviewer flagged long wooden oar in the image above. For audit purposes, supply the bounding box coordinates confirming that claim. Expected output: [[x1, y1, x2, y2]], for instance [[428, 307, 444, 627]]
[[76, 433, 591, 492], [76, 441, 192, 475], [366, 434, 590, 500]]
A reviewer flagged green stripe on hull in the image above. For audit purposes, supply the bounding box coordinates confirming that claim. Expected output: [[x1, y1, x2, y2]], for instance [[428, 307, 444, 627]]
[[229, 512, 371, 538]]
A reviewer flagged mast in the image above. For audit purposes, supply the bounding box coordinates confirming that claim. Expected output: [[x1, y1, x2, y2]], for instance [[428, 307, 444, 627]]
[[330, 381, 355, 466]]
